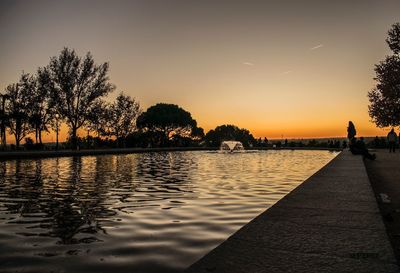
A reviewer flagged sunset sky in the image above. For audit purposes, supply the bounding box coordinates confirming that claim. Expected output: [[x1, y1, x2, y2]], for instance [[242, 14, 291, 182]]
[[1, 0, 400, 141]]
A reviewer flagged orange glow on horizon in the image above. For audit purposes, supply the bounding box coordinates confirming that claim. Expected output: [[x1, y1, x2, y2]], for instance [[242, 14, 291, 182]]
[[4, 119, 391, 145], [1, 1, 400, 145]]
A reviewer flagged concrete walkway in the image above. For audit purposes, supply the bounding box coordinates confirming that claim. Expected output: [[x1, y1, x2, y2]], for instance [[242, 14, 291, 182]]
[[365, 150, 400, 263], [186, 151, 399, 273]]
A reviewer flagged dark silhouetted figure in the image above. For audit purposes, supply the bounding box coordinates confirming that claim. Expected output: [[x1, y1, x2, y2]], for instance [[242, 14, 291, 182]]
[[349, 137, 376, 160], [374, 136, 380, 148], [387, 128, 398, 153], [347, 121, 356, 141]]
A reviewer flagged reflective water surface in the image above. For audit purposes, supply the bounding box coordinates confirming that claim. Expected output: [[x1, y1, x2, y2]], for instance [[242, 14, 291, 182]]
[[0, 150, 338, 273]]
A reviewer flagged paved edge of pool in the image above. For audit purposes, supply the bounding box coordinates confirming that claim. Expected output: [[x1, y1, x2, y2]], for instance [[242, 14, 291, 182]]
[[0, 147, 218, 160], [0, 147, 341, 161], [185, 150, 400, 273]]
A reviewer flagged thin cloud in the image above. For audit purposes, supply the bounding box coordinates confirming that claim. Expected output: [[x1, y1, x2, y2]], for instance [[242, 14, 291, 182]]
[[243, 62, 255, 66], [310, 44, 324, 50], [281, 70, 292, 75]]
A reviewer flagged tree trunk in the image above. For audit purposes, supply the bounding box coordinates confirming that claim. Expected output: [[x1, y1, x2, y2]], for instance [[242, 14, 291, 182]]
[[116, 134, 121, 148], [35, 127, 38, 144], [163, 130, 170, 147], [15, 121, 21, 149], [0, 128, 3, 149], [86, 130, 90, 149], [71, 126, 78, 150], [3, 129, 6, 150], [39, 130, 43, 146], [15, 134, 19, 149]]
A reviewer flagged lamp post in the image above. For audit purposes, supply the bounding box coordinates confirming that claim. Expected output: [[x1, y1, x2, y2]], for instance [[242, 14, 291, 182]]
[[55, 113, 59, 150]]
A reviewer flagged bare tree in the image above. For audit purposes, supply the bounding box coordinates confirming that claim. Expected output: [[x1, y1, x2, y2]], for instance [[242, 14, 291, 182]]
[[48, 47, 115, 149]]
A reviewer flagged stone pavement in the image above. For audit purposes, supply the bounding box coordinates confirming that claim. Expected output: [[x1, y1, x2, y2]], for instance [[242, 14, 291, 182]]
[[365, 150, 400, 263], [186, 151, 399, 273], [0, 147, 339, 161], [0, 147, 216, 160]]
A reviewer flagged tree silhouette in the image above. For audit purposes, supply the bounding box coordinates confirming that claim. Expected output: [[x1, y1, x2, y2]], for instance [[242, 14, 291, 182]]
[[5, 74, 34, 148], [0, 94, 10, 149], [86, 99, 108, 139], [137, 103, 199, 147], [48, 48, 115, 149], [204, 124, 256, 147], [386, 22, 400, 54], [191, 126, 205, 141], [368, 23, 400, 128], [103, 93, 141, 147], [28, 68, 54, 145]]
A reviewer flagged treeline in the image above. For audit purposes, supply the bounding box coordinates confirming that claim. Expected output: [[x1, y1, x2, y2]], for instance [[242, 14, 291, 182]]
[[0, 48, 134, 150], [1, 48, 391, 151], [0, 48, 260, 150]]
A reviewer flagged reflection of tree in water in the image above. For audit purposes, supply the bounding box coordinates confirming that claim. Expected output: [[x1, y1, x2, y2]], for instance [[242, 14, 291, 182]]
[[135, 152, 197, 203], [0, 157, 115, 245], [0, 152, 199, 248], [44, 157, 108, 244], [0, 160, 43, 215]]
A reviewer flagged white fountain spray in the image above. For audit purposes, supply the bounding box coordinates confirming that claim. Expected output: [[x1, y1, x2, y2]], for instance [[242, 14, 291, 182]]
[[220, 141, 244, 152]]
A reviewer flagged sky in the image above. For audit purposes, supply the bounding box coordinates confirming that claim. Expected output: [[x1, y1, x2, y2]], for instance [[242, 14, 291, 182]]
[[1, 0, 400, 141]]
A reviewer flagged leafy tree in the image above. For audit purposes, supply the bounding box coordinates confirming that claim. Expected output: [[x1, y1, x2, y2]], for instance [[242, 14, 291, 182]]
[[368, 23, 400, 128], [5, 74, 34, 148], [86, 99, 109, 138], [386, 22, 400, 54], [48, 47, 115, 149], [169, 126, 205, 147], [204, 124, 256, 147], [125, 131, 159, 148], [103, 93, 141, 147], [191, 126, 205, 141], [28, 68, 54, 145], [137, 103, 200, 147], [0, 94, 10, 149]]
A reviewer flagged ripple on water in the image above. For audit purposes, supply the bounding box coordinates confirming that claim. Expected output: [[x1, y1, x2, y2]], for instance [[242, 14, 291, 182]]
[[0, 150, 338, 273]]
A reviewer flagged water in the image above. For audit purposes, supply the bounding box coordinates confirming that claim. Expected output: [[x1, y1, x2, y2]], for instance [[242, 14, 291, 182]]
[[0, 150, 338, 273]]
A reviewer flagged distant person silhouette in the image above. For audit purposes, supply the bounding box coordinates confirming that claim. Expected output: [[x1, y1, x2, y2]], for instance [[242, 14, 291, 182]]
[[349, 137, 376, 160], [374, 136, 380, 148], [347, 121, 356, 141], [387, 128, 398, 153]]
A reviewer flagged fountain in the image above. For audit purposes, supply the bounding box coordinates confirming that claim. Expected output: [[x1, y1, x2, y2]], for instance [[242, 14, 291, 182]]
[[220, 141, 244, 152]]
